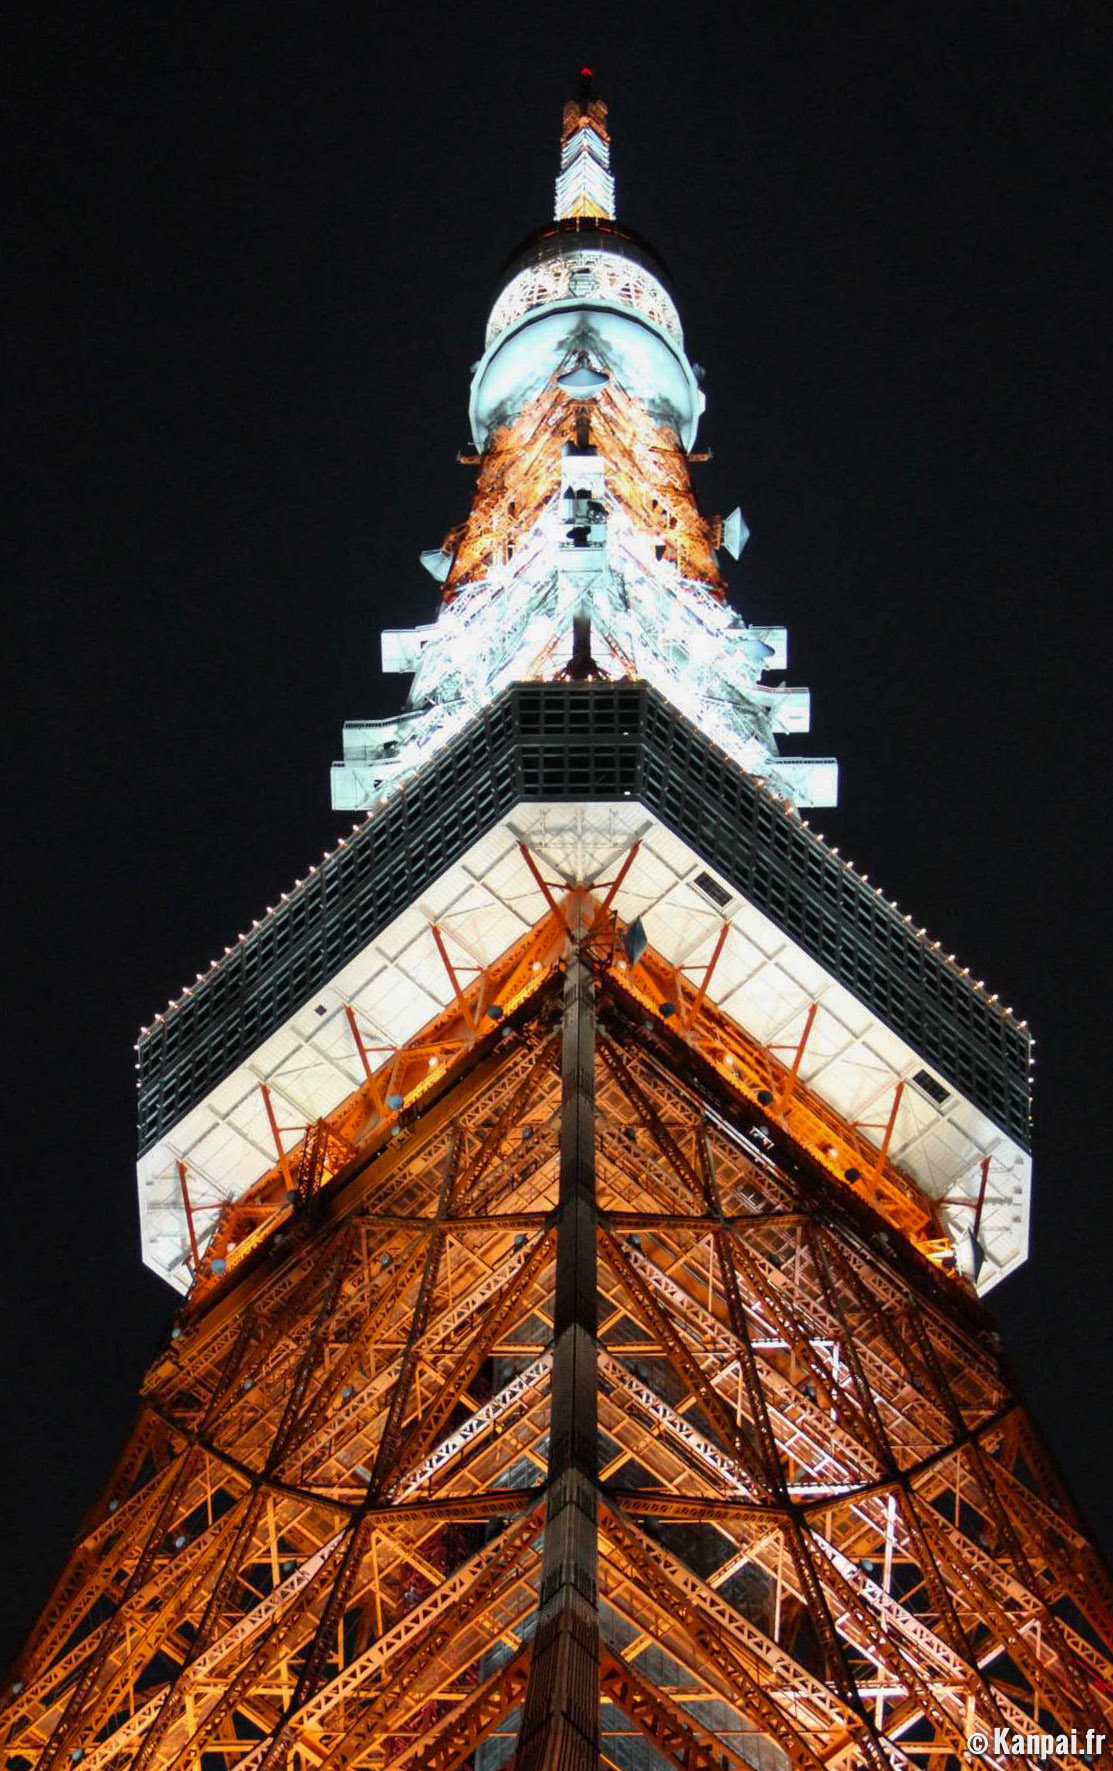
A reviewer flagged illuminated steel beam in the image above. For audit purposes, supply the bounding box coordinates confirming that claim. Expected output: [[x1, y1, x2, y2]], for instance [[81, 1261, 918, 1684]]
[[7, 79, 1112, 1771], [515, 950, 601, 1771]]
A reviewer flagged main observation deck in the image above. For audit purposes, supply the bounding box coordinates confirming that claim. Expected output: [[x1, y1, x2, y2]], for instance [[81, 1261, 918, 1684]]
[[137, 682, 1031, 1297]]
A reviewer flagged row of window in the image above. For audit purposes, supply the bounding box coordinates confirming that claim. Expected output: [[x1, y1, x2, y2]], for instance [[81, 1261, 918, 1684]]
[[142, 709, 525, 1068], [139, 683, 1031, 1152], [640, 731, 1029, 1143], [643, 716, 1026, 1057]]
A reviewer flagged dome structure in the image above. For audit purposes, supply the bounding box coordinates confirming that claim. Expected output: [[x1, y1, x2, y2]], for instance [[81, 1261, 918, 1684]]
[[470, 217, 706, 451]]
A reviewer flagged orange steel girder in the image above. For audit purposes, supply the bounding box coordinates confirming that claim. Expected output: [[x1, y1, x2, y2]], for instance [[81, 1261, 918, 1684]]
[[607, 933, 947, 1260], [190, 886, 948, 1309], [442, 377, 723, 603], [4, 955, 1112, 1771]]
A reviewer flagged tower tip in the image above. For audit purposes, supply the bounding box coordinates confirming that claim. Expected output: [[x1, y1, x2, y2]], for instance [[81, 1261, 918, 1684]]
[[557, 69, 615, 220]]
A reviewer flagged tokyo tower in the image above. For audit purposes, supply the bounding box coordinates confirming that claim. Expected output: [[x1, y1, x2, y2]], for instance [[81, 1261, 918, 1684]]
[[3, 73, 1111, 1771]]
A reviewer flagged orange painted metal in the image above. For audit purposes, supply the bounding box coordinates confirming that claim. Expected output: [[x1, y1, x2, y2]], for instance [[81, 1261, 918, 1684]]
[[602, 928, 945, 1258], [175, 1161, 202, 1273], [442, 378, 723, 609], [2, 117, 1101, 1758], [429, 924, 478, 1035], [188, 888, 955, 1305], [3, 957, 1110, 1771]]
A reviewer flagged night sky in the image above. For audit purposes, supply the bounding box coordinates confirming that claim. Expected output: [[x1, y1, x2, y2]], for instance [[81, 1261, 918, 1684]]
[[5, 4, 1112, 1667]]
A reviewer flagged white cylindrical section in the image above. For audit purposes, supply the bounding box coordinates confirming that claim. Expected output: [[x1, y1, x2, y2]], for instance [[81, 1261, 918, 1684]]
[[470, 300, 705, 451], [486, 248, 682, 349]]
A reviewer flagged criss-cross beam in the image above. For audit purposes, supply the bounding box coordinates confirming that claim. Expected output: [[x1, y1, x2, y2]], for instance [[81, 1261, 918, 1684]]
[[599, 1646, 754, 1771], [388, 1640, 533, 1771], [515, 949, 601, 1771]]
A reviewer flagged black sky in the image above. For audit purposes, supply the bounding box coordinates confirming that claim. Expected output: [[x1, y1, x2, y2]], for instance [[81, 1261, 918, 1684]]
[[4, 2, 1112, 1667]]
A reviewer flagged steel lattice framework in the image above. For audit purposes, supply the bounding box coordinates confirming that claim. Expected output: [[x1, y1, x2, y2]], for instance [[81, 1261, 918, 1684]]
[[5, 71, 1111, 1771], [4, 921, 1111, 1771]]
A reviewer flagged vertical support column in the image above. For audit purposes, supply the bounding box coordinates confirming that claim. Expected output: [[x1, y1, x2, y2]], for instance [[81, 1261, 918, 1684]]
[[515, 950, 599, 1771]]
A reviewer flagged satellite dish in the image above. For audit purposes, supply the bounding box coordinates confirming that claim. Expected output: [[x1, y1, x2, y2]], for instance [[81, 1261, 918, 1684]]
[[622, 917, 648, 966], [952, 1225, 987, 1283], [740, 631, 774, 664], [721, 506, 750, 559], [557, 364, 610, 394], [419, 547, 452, 582]]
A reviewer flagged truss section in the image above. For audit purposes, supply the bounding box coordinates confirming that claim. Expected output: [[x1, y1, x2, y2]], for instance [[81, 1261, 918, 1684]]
[[139, 693, 1031, 1295], [333, 378, 836, 811], [7, 953, 1107, 1771]]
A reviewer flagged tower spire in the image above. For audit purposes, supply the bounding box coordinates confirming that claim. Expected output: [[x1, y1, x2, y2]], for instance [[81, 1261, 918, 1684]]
[[555, 66, 615, 220], [332, 69, 838, 817]]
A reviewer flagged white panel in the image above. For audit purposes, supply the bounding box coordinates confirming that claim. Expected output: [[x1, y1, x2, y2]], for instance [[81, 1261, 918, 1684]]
[[140, 803, 1030, 1297], [676, 921, 732, 974], [227, 1086, 288, 1152], [886, 1085, 943, 1151], [726, 895, 789, 961], [390, 937, 457, 1008], [251, 1023, 304, 1082], [265, 1050, 353, 1125], [644, 899, 721, 969], [810, 977, 875, 1041], [609, 854, 676, 920], [775, 942, 829, 999], [375, 903, 434, 965], [179, 1119, 258, 1186], [730, 960, 810, 1046], [181, 1081, 236, 1144], [460, 824, 517, 878], [809, 1040, 895, 1126], [643, 825, 700, 877], [707, 929, 768, 1001], [306, 1014, 366, 1084], [793, 1004, 858, 1076], [288, 990, 347, 1043], [203, 1066, 261, 1120], [945, 1094, 1007, 1147], [356, 969, 439, 1046], [435, 886, 527, 959], [328, 949, 386, 1005], [901, 1119, 982, 1199], [860, 1020, 915, 1077], [409, 866, 473, 924], [470, 834, 537, 900]]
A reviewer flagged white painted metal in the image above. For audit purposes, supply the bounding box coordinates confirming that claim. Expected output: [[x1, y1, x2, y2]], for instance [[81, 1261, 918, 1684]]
[[332, 436, 836, 813], [138, 803, 1029, 1298], [147, 117, 1023, 1307], [470, 299, 704, 451], [333, 113, 834, 816], [554, 124, 616, 221], [486, 250, 680, 351]]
